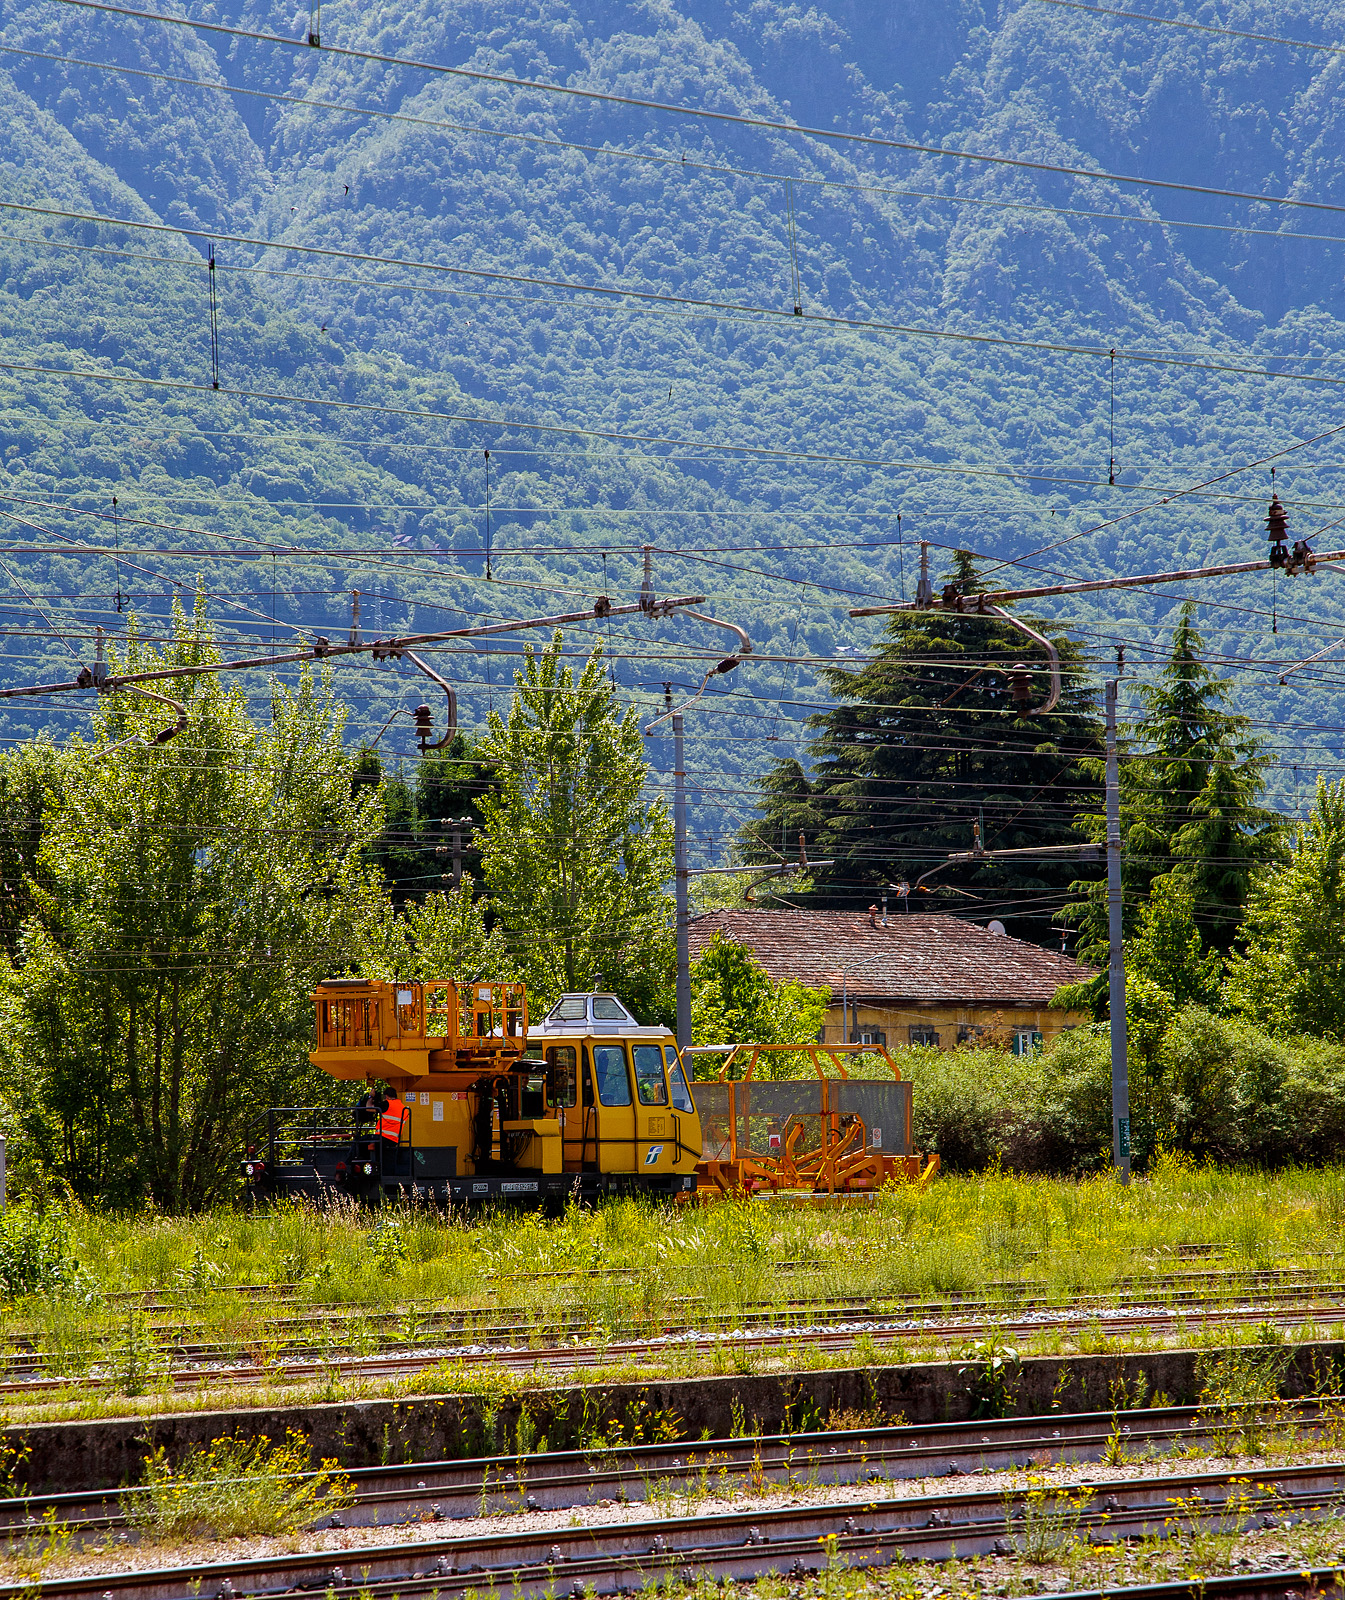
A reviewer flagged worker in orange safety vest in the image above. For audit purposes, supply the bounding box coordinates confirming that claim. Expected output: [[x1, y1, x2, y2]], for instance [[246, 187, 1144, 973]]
[[379, 1091, 407, 1146]]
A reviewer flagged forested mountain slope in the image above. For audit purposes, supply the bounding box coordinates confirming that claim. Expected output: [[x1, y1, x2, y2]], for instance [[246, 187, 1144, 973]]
[[0, 0, 1343, 860]]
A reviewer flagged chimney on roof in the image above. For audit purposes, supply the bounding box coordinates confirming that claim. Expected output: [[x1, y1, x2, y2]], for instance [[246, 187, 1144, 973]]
[[868, 905, 879, 928]]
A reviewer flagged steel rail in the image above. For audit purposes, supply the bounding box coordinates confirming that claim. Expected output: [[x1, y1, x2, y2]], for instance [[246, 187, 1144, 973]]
[[6, 1275, 1342, 1377], [70, 1259, 1343, 1309], [7, 1456, 1345, 1600], [0, 1402, 1337, 1545], [1036, 1568, 1345, 1600], [8, 1294, 1345, 1400]]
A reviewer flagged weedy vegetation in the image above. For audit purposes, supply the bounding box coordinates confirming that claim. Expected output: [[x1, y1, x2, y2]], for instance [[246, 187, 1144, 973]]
[[1, 1163, 1344, 1425], [123, 1433, 351, 1541]]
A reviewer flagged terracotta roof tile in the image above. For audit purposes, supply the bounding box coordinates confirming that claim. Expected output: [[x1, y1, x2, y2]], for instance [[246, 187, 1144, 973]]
[[687, 910, 1093, 1005]]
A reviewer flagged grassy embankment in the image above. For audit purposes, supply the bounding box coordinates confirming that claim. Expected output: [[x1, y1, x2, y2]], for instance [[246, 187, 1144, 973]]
[[1, 1160, 1343, 1428]]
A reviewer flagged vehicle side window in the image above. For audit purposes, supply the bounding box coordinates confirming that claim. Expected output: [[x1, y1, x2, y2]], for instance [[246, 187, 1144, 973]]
[[547, 1045, 577, 1109], [632, 1044, 668, 1106], [592, 1044, 632, 1106], [664, 1045, 695, 1113]]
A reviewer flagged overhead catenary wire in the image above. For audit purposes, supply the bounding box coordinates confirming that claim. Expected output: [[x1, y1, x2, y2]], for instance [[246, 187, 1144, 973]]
[[973, 416, 1345, 580], [47, 0, 1345, 222], [8, 349, 1345, 531], [784, 178, 803, 316], [5, 26, 1337, 630], [0, 87, 1330, 812], [1108, 350, 1116, 487], [1033, 0, 1345, 60], [206, 242, 221, 391], [16, 199, 1345, 399], [16, 41, 1345, 265]]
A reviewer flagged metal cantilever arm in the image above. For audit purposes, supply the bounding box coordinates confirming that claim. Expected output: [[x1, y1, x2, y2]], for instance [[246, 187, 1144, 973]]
[[981, 603, 1061, 716], [367, 706, 415, 748], [644, 611, 755, 731], [682, 610, 753, 659], [403, 650, 458, 750], [1278, 631, 1345, 685], [92, 683, 188, 763]]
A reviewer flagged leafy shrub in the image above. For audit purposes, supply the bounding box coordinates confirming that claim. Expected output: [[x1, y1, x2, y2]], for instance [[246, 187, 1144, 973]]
[[1161, 1009, 1291, 1165], [896, 1045, 1015, 1170], [1020, 1025, 1112, 1174], [0, 1205, 77, 1297], [1281, 1037, 1345, 1163], [894, 1005, 1345, 1175]]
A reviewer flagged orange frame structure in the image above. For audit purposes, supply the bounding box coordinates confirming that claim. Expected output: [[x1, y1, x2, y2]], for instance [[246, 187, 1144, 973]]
[[691, 1043, 939, 1198]]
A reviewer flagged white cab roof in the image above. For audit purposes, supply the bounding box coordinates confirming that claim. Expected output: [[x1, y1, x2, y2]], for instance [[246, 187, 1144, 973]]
[[529, 992, 671, 1040]]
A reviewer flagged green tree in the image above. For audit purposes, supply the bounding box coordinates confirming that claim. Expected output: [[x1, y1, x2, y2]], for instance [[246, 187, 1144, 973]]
[[477, 633, 674, 1018], [358, 735, 498, 909], [1062, 604, 1280, 966], [0, 604, 389, 1209], [689, 931, 831, 1073], [747, 553, 1105, 942], [359, 875, 513, 986], [1225, 776, 1345, 1039], [1127, 875, 1223, 1010], [0, 739, 58, 958]]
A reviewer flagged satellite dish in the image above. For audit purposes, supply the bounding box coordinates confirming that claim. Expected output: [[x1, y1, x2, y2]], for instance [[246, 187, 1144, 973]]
[[987, 920, 1007, 936]]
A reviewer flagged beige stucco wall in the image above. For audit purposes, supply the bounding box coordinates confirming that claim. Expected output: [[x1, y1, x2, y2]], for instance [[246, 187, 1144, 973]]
[[820, 1000, 1087, 1051]]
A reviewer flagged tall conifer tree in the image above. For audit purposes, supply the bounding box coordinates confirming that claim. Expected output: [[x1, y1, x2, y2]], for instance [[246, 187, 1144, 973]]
[[1061, 602, 1281, 964], [746, 553, 1105, 941]]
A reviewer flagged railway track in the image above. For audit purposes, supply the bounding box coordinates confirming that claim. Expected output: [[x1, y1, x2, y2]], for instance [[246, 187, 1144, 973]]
[[7, 1288, 1345, 1399], [0, 1403, 1336, 1548], [6, 1453, 1345, 1600], [7, 1265, 1341, 1369], [1033, 1572, 1345, 1600]]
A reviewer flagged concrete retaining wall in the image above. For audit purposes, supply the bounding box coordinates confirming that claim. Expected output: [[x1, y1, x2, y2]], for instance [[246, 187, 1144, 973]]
[[8, 1341, 1343, 1494]]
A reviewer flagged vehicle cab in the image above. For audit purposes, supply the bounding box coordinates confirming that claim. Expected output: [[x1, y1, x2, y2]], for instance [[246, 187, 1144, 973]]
[[529, 993, 702, 1190]]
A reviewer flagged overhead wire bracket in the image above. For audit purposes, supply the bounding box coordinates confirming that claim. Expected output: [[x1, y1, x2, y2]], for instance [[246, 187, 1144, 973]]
[[980, 603, 1061, 716], [644, 609, 754, 731], [402, 650, 458, 751], [92, 682, 188, 763]]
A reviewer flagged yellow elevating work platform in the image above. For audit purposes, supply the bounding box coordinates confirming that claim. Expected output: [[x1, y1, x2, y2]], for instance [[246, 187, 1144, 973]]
[[254, 981, 703, 1206]]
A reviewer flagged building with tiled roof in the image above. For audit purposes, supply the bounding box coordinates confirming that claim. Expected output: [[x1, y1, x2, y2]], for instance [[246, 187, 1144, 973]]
[[687, 909, 1095, 1052]]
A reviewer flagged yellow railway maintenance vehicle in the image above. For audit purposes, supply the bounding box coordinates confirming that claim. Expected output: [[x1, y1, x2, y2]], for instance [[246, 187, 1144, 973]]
[[243, 979, 703, 1208]]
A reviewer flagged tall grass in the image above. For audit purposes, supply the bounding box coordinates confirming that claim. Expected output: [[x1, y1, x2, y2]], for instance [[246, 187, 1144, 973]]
[[6, 1160, 1345, 1326], [0, 1163, 1341, 1428]]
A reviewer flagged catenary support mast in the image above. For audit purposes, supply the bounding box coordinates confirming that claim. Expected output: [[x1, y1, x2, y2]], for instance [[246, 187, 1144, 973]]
[[1105, 677, 1130, 1182]]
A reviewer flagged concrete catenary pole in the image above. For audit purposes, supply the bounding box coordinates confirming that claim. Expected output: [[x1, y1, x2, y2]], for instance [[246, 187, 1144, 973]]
[[671, 696, 691, 1053], [1105, 678, 1131, 1182]]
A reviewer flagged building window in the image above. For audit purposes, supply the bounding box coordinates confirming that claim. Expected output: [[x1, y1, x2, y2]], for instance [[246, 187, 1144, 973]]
[[1011, 1030, 1044, 1056], [908, 1026, 940, 1047], [851, 1030, 887, 1047]]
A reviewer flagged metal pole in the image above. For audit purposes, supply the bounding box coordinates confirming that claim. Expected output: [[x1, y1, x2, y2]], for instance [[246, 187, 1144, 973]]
[[1105, 679, 1131, 1182], [451, 818, 465, 889], [673, 705, 691, 1053]]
